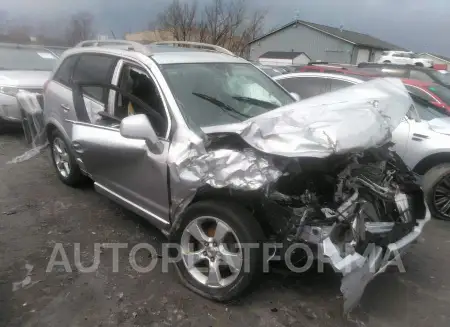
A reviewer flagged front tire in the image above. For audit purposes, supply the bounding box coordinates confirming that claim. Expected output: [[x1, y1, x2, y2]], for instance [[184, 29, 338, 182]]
[[49, 129, 86, 186], [415, 62, 424, 67], [383, 60, 391, 64], [423, 164, 450, 221], [170, 200, 265, 302]]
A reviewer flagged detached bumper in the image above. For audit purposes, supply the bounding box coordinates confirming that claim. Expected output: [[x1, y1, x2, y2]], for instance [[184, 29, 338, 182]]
[[319, 203, 431, 313]]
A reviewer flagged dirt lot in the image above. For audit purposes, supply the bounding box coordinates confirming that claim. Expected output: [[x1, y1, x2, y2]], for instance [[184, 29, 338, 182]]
[[1, 133, 450, 327]]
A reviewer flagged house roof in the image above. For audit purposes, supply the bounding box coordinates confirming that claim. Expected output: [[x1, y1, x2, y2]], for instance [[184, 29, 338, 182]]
[[260, 51, 310, 59], [249, 20, 405, 50], [423, 53, 450, 63]]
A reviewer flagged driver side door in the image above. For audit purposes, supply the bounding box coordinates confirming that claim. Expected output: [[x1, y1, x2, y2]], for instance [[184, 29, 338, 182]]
[[69, 77, 171, 229]]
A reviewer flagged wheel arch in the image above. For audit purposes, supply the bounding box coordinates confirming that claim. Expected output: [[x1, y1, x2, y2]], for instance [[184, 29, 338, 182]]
[[173, 187, 286, 238], [413, 152, 450, 175]]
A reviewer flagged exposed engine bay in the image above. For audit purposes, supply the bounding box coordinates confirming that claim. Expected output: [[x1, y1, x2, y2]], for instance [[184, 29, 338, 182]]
[[201, 134, 427, 313]]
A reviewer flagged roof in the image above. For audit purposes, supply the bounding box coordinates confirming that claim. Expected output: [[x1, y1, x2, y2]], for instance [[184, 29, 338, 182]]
[[249, 20, 404, 50], [273, 72, 365, 84], [60, 46, 245, 65], [259, 51, 309, 59], [422, 53, 450, 63]]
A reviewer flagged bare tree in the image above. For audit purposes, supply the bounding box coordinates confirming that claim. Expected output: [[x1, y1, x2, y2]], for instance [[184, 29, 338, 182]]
[[65, 11, 95, 46], [157, 0, 266, 55], [157, 0, 198, 41]]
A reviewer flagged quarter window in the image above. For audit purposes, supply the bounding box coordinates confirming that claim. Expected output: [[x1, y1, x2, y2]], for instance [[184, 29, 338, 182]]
[[72, 54, 117, 102]]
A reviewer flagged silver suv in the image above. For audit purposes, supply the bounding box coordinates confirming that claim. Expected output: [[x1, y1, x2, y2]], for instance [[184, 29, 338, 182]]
[[43, 40, 429, 311]]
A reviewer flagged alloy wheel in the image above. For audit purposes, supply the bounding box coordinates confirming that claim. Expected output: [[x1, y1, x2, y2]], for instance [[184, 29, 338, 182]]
[[433, 176, 450, 218], [180, 216, 243, 288], [52, 137, 71, 178]]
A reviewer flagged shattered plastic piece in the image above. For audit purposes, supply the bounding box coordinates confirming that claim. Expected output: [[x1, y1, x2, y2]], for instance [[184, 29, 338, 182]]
[[16, 90, 47, 147], [7, 143, 48, 164]]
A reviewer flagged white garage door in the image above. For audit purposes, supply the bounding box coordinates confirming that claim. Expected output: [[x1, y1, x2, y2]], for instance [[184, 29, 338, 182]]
[[356, 49, 370, 64]]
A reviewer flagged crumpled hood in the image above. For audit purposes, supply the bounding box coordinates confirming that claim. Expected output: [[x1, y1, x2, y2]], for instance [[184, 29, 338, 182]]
[[203, 78, 412, 158], [427, 117, 450, 136]]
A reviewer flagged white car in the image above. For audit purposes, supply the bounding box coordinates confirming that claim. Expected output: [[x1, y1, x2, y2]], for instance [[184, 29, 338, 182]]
[[377, 51, 433, 68], [274, 72, 450, 220]]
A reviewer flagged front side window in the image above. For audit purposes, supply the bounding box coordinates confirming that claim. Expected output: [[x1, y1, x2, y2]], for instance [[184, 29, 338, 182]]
[[113, 64, 167, 137], [72, 54, 117, 102], [277, 77, 332, 99], [0, 46, 57, 71], [160, 63, 293, 127]]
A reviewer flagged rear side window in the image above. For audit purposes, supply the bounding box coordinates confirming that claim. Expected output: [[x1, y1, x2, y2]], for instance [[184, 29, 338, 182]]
[[409, 71, 434, 83], [278, 77, 331, 99], [72, 54, 117, 102], [405, 85, 435, 102], [53, 56, 78, 86]]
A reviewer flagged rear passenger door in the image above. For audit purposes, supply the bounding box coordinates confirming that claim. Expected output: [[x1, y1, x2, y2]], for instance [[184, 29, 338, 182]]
[[70, 54, 118, 125]]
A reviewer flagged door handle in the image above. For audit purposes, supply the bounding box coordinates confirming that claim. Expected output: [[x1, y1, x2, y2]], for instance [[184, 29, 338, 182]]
[[72, 142, 84, 154], [60, 104, 70, 112]]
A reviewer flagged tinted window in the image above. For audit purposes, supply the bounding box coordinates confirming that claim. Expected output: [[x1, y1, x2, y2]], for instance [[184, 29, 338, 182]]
[[277, 77, 331, 99], [409, 71, 434, 83], [405, 85, 435, 102], [72, 54, 116, 102], [54, 56, 78, 86], [330, 79, 355, 92]]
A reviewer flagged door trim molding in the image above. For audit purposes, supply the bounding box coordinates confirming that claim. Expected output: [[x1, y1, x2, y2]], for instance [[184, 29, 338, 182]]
[[95, 182, 170, 230]]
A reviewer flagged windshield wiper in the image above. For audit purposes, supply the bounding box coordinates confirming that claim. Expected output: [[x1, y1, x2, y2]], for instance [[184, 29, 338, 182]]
[[232, 96, 279, 109], [192, 92, 251, 119]]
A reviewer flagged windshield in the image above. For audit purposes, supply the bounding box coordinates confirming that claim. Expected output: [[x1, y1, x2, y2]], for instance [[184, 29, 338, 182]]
[[430, 70, 450, 86], [160, 62, 294, 127], [0, 47, 57, 71], [429, 84, 450, 105]]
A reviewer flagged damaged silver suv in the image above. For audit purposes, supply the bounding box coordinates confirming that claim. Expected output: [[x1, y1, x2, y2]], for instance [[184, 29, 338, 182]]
[[43, 40, 430, 312]]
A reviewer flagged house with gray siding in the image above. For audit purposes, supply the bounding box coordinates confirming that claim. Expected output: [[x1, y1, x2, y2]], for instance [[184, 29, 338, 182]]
[[248, 20, 404, 65]]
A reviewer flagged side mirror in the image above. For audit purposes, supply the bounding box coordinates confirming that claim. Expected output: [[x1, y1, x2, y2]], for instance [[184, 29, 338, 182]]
[[120, 114, 164, 154], [290, 92, 301, 101]]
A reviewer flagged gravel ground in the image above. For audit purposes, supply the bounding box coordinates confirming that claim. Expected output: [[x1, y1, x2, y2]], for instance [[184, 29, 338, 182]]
[[1, 133, 450, 327]]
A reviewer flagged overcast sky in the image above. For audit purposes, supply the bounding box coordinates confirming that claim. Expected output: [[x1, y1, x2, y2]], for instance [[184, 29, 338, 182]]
[[1, 0, 449, 55]]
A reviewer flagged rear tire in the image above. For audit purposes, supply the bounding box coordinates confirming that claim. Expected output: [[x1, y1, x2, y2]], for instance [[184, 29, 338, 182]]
[[423, 163, 450, 221], [415, 62, 424, 67], [49, 129, 87, 187], [170, 200, 265, 302]]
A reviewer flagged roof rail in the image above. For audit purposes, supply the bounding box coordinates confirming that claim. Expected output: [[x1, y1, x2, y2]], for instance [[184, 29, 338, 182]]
[[151, 41, 234, 56], [74, 40, 152, 55]]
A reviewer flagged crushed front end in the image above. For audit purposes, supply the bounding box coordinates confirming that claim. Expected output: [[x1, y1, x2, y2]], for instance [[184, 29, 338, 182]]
[[259, 144, 430, 313]]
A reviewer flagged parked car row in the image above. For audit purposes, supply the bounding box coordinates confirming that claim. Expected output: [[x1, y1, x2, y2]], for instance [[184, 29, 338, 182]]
[[0, 43, 66, 130]]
